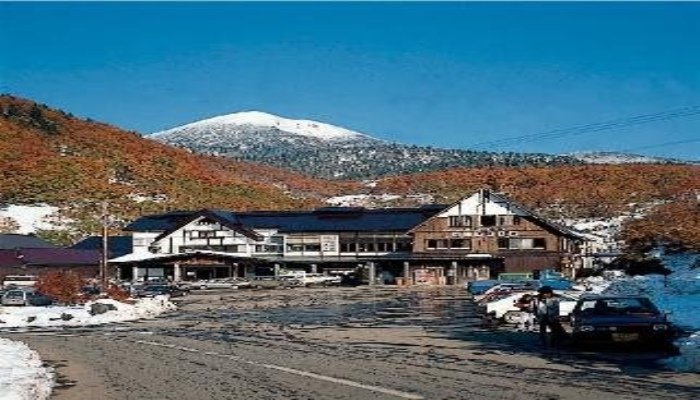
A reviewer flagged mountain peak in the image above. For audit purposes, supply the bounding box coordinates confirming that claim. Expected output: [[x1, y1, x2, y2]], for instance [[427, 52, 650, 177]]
[[153, 110, 374, 142]]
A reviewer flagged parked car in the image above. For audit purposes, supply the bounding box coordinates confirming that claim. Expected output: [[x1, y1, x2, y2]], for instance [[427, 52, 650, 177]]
[[465, 280, 501, 295], [250, 276, 300, 289], [1, 289, 53, 306], [135, 284, 188, 298], [284, 273, 341, 287], [190, 278, 250, 290], [570, 296, 675, 347], [485, 291, 580, 323], [475, 282, 538, 304]]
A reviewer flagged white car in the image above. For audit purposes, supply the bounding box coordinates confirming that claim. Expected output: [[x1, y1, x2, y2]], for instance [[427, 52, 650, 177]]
[[192, 279, 247, 290], [474, 282, 537, 304], [486, 291, 581, 323]]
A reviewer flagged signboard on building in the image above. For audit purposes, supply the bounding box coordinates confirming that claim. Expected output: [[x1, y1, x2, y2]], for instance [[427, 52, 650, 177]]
[[320, 235, 338, 253]]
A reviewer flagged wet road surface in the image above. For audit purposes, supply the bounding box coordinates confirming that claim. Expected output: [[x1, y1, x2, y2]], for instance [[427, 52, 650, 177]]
[[3, 287, 699, 400]]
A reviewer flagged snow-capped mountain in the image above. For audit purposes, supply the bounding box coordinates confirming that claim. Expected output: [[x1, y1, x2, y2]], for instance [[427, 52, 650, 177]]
[[568, 151, 684, 165], [152, 111, 375, 143], [151, 111, 579, 179]]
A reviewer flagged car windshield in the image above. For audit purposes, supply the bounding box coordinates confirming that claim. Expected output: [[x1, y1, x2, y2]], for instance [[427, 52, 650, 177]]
[[5, 290, 25, 298], [577, 298, 658, 316], [145, 286, 168, 290]]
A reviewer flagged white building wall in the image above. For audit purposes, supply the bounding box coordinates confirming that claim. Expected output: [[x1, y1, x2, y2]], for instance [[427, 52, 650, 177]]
[[438, 192, 529, 218], [132, 232, 161, 254]]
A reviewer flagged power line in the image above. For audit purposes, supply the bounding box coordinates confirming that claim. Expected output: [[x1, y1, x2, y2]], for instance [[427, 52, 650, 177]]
[[620, 138, 700, 153], [472, 106, 700, 149]]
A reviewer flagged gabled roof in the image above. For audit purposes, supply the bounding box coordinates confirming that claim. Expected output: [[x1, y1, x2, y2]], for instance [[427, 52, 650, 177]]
[[123, 210, 195, 232], [409, 189, 583, 239], [70, 236, 133, 258], [151, 209, 263, 242], [0, 234, 57, 250], [486, 192, 584, 240]]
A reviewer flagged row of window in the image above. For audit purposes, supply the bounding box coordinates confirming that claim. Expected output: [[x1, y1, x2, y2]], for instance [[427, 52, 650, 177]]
[[498, 237, 547, 250], [425, 239, 471, 250], [423, 237, 548, 250], [448, 215, 521, 228], [181, 242, 413, 254]]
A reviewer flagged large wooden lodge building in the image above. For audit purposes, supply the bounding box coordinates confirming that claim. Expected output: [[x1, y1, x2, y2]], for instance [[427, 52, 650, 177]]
[[111, 190, 586, 285]]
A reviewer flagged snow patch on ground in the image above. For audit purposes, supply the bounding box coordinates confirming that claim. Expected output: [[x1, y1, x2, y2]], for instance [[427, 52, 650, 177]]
[[0, 296, 176, 329], [325, 193, 435, 207], [326, 194, 401, 207], [0, 205, 59, 234], [0, 338, 53, 400]]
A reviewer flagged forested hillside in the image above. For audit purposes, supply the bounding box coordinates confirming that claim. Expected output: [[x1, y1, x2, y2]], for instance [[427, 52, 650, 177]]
[[0, 95, 354, 243], [374, 165, 700, 250]]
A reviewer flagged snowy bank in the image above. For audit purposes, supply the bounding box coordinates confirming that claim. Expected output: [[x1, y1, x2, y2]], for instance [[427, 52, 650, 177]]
[[583, 252, 700, 371], [0, 296, 176, 329], [0, 338, 52, 400]]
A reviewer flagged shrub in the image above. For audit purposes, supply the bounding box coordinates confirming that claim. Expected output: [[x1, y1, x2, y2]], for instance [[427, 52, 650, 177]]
[[35, 270, 85, 304], [105, 285, 130, 302]]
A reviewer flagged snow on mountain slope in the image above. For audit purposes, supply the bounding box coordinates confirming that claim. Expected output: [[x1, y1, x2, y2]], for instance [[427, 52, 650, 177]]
[[568, 151, 681, 165], [150, 110, 579, 180], [152, 111, 375, 142]]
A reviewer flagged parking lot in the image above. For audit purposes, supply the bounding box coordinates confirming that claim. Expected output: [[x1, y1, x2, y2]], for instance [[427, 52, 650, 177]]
[[4, 286, 699, 400]]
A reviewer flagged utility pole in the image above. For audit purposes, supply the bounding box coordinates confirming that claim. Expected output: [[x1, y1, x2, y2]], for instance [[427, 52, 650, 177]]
[[100, 201, 110, 290]]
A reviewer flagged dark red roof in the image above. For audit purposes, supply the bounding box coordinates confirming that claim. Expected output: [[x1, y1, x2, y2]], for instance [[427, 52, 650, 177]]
[[0, 248, 101, 267]]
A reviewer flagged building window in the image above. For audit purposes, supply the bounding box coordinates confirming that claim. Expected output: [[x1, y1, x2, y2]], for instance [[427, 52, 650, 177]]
[[194, 230, 219, 239], [449, 239, 471, 249], [513, 216, 521, 225], [396, 240, 411, 252], [448, 216, 472, 227], [426, 239, 450, 250], [498, 238, 547, 250], [254, 244, 283, 253], [340, 243, 357, 253], [533, 238, 547, 249], [286, 243, 321, 252], [480, 215, 496, 227]]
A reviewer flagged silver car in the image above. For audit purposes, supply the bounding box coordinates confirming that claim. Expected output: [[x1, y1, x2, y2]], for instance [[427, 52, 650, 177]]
[[1, 289, 31, 306], [1, 289, 53, 306]]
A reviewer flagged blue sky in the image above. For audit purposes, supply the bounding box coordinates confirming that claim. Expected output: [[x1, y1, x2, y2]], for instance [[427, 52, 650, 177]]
[[1, 2, 699, 159]]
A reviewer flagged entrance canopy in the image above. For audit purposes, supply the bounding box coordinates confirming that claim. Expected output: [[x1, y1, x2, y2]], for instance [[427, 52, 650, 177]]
[[109, 250, 255, 266]]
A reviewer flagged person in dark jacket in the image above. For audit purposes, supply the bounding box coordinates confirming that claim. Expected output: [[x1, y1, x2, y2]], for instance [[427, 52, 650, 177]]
[[534, 286, 568, 346]]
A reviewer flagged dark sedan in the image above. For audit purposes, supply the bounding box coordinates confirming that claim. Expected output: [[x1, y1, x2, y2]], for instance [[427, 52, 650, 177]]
[[570, 296, 675, 347]]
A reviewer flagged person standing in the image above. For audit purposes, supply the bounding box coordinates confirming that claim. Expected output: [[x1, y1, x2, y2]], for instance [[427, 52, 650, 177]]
[[514, 293, 535, 332], [534, 286, 568, 346]]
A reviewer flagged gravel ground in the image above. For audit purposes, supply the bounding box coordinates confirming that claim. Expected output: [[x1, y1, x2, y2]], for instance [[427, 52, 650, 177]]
[[3, 287, 699, 400]]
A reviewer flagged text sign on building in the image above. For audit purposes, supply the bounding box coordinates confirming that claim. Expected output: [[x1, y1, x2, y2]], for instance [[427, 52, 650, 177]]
[[320, 235, 338, 253]]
